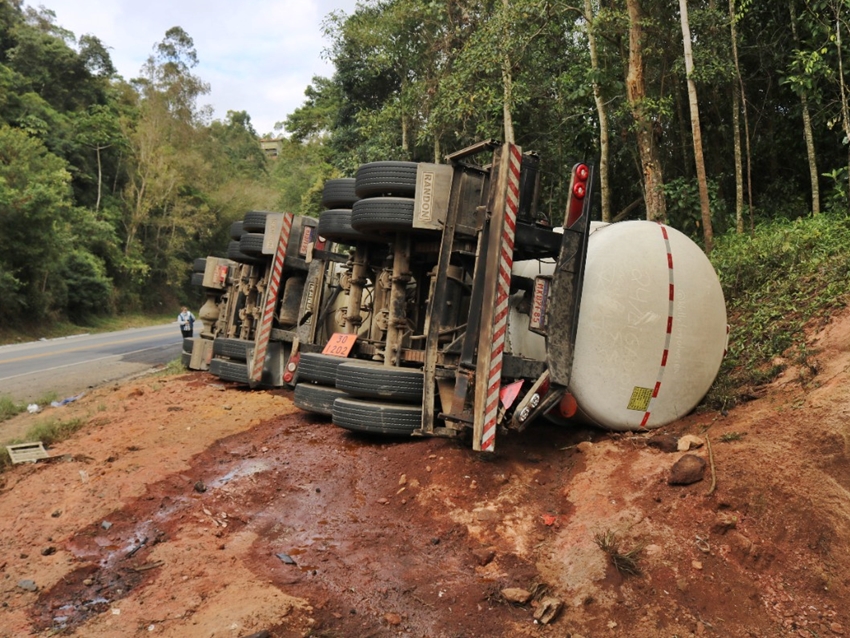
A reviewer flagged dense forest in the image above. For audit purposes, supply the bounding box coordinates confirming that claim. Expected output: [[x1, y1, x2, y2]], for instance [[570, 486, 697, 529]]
[[2, 0, 849, 327]]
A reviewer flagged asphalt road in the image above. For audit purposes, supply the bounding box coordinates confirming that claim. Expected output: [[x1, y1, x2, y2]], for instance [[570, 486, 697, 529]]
[[0, 323, 188, 403]]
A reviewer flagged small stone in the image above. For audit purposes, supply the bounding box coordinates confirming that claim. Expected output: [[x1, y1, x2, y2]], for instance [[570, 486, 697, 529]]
[[608, 621, 618, 629], [51, 510, 61, 518], [223, 405, 232, 410], [669, 454, 707, 485], [377, 498, 388, 505], [194, 481, 206, 493], [532, 596, 562, 624], [711, 512, 738, 535], [17, 580, 37, 592], [472, 548, 495, 566], [83, 578, 94, 586], [677, 434, 705, 451], [692, 560, 703, 570], [384, 612, 402, 626], [101, 521, 113, 530], [469, 480, 477, 489], [41, 546, 56, 556], [398, 474, 407, 486], [426, 465, 432, 472], [502, 588, 532, 605], [576, 441, 594, 453], [647, 434, 679, 453], [831, 622, 845, 634]]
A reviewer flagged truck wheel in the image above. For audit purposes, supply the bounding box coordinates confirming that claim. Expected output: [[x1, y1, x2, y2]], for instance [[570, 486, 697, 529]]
[[294, 383, 346, 416], [335, 361, 423, 402], [351, 197, 422, 234], [243, 211, 269, 232], [190, 272, 204, 287], [318, 210, 370, 243], [193, 258, 207, 272], [321, 178, 358, 209], [297, 353, 350, 385], [355, 161, 418, 198], [212, 337, 251, 361], [209, 358, 250, 384], [230, 220, 244, 240], [227, 240, 265, 266], [332, 397, 421, 435], [239, 232, 265, 256]]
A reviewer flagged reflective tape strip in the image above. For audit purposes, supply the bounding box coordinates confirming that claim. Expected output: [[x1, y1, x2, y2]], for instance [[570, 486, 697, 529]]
[[640, 223, 675, 428], [481, 145, 522, 452], [251, 213, 293, 383]]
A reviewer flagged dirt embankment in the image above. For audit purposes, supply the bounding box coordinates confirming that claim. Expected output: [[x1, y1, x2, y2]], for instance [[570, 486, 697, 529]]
[[2, 310, 850, 637]]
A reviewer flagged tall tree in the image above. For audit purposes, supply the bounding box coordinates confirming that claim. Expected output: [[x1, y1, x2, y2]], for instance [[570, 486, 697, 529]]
[[625, 0, 666, 222], [678, 0, 713, 252]]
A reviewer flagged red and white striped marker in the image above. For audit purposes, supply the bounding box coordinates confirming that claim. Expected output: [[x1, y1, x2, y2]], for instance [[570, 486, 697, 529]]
[[480, 145, 522, 452], [250, 213, 293, 385], [640, 223, 675, 427]]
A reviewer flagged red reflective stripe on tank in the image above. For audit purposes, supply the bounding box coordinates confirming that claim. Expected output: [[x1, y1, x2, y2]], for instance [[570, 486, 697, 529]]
[[251, 213, 293, 383], [641, 223, 676, 429], [481, 144, 521, 453]]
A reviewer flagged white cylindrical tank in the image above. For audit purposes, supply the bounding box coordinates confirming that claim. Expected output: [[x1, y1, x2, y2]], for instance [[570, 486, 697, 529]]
[[568, 221, 727, 431]]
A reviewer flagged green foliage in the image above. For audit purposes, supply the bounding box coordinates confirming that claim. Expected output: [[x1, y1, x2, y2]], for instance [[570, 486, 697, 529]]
[[61, 250, 114, 322], [707, 214, 850, 408]]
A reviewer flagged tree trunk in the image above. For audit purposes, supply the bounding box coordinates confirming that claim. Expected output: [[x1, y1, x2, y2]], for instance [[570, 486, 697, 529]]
[[626, 0, 666, 222], [729, 0, 754, 232], [584, 0, 611, 222], [789, 3, 820, 216], [678, 0, 713, 252], [501, 0, 515, 144], [835, 8, 850, 207], [732, 86, 744, 233], [95, 145, 103, 214]]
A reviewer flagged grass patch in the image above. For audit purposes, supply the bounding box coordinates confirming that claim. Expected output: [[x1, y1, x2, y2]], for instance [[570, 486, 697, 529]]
[[154, 357, 188, 378], [719, 431, 746, 442], [0, 391, 60, 423], [594, 529, 645, 576], [707, 214, 850, 409], [0, 310, 178, 346], [0, 416, 86, 471]]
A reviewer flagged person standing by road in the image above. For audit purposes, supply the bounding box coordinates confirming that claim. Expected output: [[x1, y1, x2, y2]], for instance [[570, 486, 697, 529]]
[[178, 306, 195, 339]]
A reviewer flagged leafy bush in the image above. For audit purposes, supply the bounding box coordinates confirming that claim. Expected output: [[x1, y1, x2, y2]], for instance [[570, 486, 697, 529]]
[[61, 250, 114, 322], [707, 214, 850, 407]]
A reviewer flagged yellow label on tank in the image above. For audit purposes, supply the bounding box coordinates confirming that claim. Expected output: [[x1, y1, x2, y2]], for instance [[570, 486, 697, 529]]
[[627, 386, 653, 411]]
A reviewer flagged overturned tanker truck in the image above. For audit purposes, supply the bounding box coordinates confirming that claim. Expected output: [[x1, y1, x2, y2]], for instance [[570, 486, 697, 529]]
[[189, 140, 728, 452]]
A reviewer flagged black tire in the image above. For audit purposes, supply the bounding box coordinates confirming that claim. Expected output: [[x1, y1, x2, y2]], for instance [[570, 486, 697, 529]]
[[243, 211, 269, 232], [335, 361, 423, 402], [322, 178, 358, 209], [190, 272, 204, 287], [318, 210, 370, 244], [332, 397, 421, 435], [351, 197, 417, 234], [297, 353, 350, 385], [354, 161, 418, 198], [209, 358, 250, 384], [294, 383, 347, 416], [227, 240, 265, 266], [181, 352, 191, 368], [192, 258, 207, 273], [183, 337, 194, 352], [230, 220, 244, 240], [212, 337, 251, 361], [239, 232, 266, 256]]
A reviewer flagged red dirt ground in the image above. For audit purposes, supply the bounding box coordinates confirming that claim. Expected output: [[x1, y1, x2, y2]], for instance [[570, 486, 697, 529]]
[[2, 309, 850, 637]]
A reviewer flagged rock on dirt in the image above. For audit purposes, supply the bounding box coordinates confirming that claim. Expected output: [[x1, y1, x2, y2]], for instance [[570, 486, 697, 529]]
[[668, 453, 707, 484]]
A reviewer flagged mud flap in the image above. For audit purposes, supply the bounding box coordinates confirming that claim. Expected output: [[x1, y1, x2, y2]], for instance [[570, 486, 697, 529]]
[[545, 164, 594, 390]]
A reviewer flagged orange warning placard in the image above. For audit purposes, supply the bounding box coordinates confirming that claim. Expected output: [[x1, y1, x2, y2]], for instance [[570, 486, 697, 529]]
[[322, 333, 357, 357]]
